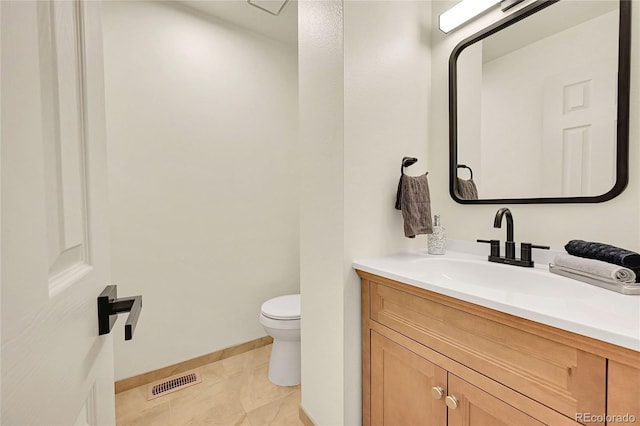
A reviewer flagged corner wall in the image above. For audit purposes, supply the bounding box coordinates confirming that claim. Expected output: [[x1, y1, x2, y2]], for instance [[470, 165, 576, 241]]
[[298, 1, 345, 422], [298, 1, 431, 424], [429, 0, 640, 251], [102, 1, 299, 381]]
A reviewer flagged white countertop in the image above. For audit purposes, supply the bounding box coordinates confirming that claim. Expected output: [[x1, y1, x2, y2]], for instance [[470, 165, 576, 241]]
[[353, 249, 640, 352]]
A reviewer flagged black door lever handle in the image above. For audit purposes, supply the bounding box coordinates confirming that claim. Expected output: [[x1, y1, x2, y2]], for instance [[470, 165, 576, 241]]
[[98, 285, 143, 341]]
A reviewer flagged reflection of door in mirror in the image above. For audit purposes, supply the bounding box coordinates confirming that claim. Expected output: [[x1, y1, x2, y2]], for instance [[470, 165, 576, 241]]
[[542, 60, 617, 197], [455, 1, 623, 201]]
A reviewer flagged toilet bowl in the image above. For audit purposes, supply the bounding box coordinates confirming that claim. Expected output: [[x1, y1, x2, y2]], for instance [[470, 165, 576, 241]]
[[259, 294, 300, 386]]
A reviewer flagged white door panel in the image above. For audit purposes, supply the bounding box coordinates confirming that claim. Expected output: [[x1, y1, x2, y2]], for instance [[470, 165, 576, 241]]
[[542, 61, 617, 197], [2, 1, 115, 425]]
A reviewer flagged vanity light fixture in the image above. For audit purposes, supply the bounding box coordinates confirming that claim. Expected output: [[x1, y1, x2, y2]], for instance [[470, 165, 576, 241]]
[[439, 0, 525, 33]]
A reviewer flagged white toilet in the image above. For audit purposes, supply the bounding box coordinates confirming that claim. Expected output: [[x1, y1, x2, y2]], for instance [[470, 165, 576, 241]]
[[259, 294, 301, 386]]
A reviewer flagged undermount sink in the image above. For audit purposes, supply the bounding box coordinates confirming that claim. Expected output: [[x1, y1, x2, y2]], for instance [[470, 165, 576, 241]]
[[411, 257, 579, 298], [355, 251, 589, 300]]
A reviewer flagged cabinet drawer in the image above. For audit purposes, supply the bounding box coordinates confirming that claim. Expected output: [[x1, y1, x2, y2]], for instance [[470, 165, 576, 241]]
[[369, 281, 606, 421]]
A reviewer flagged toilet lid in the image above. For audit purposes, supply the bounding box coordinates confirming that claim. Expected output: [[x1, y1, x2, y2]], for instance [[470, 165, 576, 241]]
[[261, 294, 300, 320]]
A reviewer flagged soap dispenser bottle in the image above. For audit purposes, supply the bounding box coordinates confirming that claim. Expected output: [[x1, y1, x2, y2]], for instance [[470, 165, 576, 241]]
[[428, 215, 446, 255]]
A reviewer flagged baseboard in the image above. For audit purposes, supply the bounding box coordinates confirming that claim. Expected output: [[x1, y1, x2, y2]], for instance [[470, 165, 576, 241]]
[[299, 405, 316, 426], [114, 336, 273, 394]]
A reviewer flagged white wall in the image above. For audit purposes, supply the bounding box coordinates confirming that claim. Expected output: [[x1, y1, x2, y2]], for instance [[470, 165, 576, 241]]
[[430, 0, 640, 251], [299, 1, 430, 424], [102, 1, 299, 381]]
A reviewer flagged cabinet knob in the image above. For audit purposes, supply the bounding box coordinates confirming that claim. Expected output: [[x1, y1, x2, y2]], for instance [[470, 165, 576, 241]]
[[431, 386, 444, 400], [445, 395, 459, 410]]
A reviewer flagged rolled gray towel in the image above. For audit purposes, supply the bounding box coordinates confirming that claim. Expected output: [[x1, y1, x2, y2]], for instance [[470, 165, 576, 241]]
[[553, 253, 636, 283]]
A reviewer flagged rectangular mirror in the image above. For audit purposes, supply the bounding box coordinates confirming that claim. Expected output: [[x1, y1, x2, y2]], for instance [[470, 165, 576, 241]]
[[450, 0, 631, 204]]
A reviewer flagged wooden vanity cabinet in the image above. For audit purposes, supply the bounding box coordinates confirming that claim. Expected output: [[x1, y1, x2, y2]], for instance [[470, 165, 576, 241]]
[[359, 270, 640, 426]]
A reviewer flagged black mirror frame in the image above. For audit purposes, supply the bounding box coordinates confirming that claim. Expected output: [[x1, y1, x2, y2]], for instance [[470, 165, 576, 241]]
[[449, 0, 631, 204]]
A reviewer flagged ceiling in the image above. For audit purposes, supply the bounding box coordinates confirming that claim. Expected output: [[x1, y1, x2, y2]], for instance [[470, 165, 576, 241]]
[[180, 0, 297, 47]]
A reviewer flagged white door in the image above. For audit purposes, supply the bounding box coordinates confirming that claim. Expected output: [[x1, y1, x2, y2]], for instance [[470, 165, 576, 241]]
[[542, 61, 617, 197], [2, 1, 116, 425]]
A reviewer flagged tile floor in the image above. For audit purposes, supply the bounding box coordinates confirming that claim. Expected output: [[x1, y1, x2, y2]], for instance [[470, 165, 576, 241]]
[[115, 344, 302, 425]]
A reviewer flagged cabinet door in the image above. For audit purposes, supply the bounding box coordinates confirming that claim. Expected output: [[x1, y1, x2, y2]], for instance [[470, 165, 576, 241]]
[[371, 331, 447, 426], [607, 361, 640, 425], [447, 374, 545, 426]]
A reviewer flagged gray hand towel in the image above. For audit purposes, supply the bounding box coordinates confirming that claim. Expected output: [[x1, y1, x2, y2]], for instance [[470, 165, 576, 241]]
[[456, 177, 479, 200], [553, 253, 637, 283], [400, 174, 433, 238]]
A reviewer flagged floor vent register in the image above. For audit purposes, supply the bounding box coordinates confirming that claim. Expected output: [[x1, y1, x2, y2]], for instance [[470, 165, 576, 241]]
[[146, 370, 202, 400]]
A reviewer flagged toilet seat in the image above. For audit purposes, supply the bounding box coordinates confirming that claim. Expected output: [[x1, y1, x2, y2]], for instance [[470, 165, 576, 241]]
[[261, 294, 300, 320], [259, 314, 300, 330]]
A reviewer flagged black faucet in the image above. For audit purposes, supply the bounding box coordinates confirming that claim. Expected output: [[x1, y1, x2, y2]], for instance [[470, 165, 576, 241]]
[[478, 208, 550, 267], [494, 207, 515, 259]]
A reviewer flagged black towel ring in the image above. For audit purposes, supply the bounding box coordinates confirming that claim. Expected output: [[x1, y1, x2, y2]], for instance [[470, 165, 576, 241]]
[[457, 164, 473, 180], [401, 157, 418, 175], [396, 157, 420, 210]]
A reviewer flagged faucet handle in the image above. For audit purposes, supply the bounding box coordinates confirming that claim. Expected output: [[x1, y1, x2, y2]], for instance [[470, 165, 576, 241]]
[[531, 244, 551, 250], [477, 239, 500, 258], [520, 243, 550, 262]]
